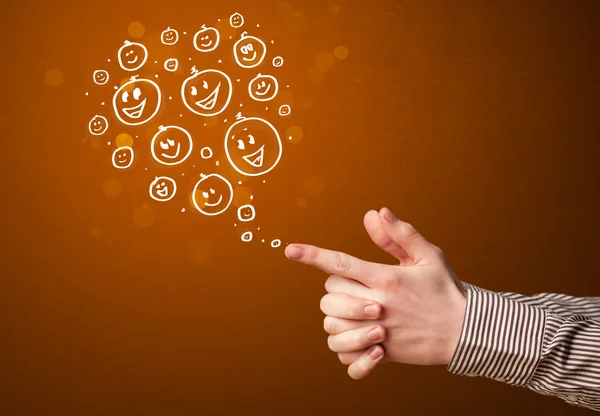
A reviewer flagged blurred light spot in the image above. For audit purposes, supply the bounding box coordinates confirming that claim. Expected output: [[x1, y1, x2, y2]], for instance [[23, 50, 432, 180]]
[[286, 125, 304, 144], [89, 137, 101, 150], [296, 196, 308, 208], [132, 205, 154, 228], [128, 21, 145, 38], [233, 186, 253, 207], [89, 226, 102, 239], [188, 240, 211, 263], [316, 52, 335, 72], [334, 45, 349, 60], [307, 65, 325, 84], [115, 133, 134, 148], [301, 99, 313, 110], [44, 68, 63, 87], [303, 175, 325, 197], [103, 177, 124, 198], [330, 4, 341, 15], [205, 116, 218, 128]]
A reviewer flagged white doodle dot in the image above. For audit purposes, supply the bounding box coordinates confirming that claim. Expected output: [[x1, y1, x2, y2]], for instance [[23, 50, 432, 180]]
[[182, 208, 186, 212]]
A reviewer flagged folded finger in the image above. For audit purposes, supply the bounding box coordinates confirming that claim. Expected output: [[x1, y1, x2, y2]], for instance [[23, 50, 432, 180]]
[[347, 345, 385, 380], [327, 324, 386, 353], [320, 293, 382, 320], [324, 275, 370, 298], [324, 316, 377, 335]]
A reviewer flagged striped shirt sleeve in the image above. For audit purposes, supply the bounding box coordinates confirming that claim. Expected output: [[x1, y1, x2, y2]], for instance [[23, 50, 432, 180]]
[[448, 283, 600, 412]]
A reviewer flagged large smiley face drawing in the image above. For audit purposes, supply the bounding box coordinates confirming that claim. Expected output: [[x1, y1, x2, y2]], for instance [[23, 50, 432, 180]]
[[113, 77, 162, 126], [149, 176, 177, 201], [117, 41, 148, 72], [193, 25, 220, 52], [224, 113, 282, 176], [248, 74, 279, 102], [181, 67, 232, 116], [93, 70, 109, 85], [112, 146, 134, 169], [191, 173, 233, 216], [150, 125, 193, 166], [88, 115, 108, 135], [233, 32, 267, 68], [161, 27, 179, 45], [229, 12, 244, 28]]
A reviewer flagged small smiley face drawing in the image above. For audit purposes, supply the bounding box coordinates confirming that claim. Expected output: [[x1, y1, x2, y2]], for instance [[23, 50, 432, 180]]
[[181, 67, 232, 116], [225, 113, 282, 177], [161, 27, 179, 45], [113, 77, 162, 126], [233, 32, 267, 68], [164, 58, 178, 72], [150, 125, 193, 166], [278, 104, 291, 117], [149, 176, 177, 201], [93, 70, 110, 85], [117, 41, 148, 72], [88, 115, 108, 135], [193, 25, 220, 52], [248, 74, 278, 102], [237, 204, 255, 222], [191, 173, 233, 216], [112, 146, 134, 169], [229, 12, 244, 28], [272, 56, 284, 67], [241, 231, 253, 242]]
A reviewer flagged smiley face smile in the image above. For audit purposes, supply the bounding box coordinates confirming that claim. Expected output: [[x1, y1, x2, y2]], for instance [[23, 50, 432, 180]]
[[194, 82, 221, 110], [204, 194, 223, 207], [242, 145, 265, 167], [159, 140, 181, 159], [122, 99, 147, 118]]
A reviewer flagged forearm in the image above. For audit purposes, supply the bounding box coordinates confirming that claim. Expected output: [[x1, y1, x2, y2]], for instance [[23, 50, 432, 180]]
[[450, 284, 600, 412]]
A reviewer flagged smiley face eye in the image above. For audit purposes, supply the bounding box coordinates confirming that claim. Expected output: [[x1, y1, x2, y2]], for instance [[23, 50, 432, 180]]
[[190, 86, 197, 96], [133, 87, 142, 100], [160, 141, 169, 150], [121, 91, 129, 102], [167, 139, 175, 146], [209, 188, 215, 194], [241, 45, 248, 54], [247, 43, 254, 52], [161, 182, 166, 187], [248, 135, 255, 145], [237, 139, 245, 150], [202, 80, 209, 89], [202, 191, 209, 199]]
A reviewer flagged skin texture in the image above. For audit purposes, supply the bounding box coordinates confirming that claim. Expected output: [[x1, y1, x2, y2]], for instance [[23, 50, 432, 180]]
[[285, 208, 468, 380]]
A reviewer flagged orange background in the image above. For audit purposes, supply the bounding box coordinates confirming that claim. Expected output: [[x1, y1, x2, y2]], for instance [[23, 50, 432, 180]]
[[2, 0, 600, 414]]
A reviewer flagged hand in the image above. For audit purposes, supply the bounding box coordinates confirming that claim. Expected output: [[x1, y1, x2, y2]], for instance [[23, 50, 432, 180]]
[[285, 207, 468, 379]]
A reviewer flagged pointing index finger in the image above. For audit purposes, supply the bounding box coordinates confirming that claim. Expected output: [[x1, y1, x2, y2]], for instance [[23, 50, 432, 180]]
[[285, 243, 380, 287]]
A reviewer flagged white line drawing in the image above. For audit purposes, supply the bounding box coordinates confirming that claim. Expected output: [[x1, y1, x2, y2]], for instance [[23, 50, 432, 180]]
[[237, 204, 256, 222], [191, 173, 233, 216], [150, 125, 193, 166], [200, 147, 213, 159], [88, 115, 108, 135], [117, 41, 148, 72], [233, 32, 267, 68], [193, 25, 220, 52], [181, 67, 232, 116], [272, 56, 284, 67], [278, 104, 291, 116], [224, 112, 282, 177], [271, 239, 281, 248], [248, 74, 278, 102], [93, 70, 110, 85], [149, 176, 177, 201], [112, 146, 134, 169], [230, 12, 244, 28], [241, 231, 253, 242], [113, 76, 162, 126], [164, 58, 179, 72], [161, 27, 179, 45]]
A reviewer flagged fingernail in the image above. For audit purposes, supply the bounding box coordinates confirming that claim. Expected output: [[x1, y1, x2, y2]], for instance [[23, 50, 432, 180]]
[[369, 345, 384, 360], [367, 326, 383, 341], [285, 245, 304, 260], [364, 303, 380, 318], [382, 208, 397, 223]]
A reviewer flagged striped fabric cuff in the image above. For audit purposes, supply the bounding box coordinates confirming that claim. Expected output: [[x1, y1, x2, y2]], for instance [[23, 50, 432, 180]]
[[448, 284, 547, 386]]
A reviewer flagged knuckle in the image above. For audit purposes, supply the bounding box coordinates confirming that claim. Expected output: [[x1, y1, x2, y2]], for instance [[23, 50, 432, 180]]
[[349, 303, 363, 319], [399, 221, 418, 237], [333, 252, 350, 273]]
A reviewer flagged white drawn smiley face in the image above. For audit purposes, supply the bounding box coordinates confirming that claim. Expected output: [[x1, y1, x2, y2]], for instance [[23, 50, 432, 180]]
[[229, 12, 244, 28], [233, 32, 267, 68], [193, 25, 220, 52], [88, 115, 108, 135], [164, 58, 178, 72], [117, 41, 148, 71], [112, 146, 134, 169], [248, 74, 279, 102], [150, 125, 193, 166], [149, 176, 177, 201], [181, 68, 232, 116], [113, 77, 162, 126], [93, 70, 109, 85], [191, 173, 233, 216], [161, 27, 179, 45]]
